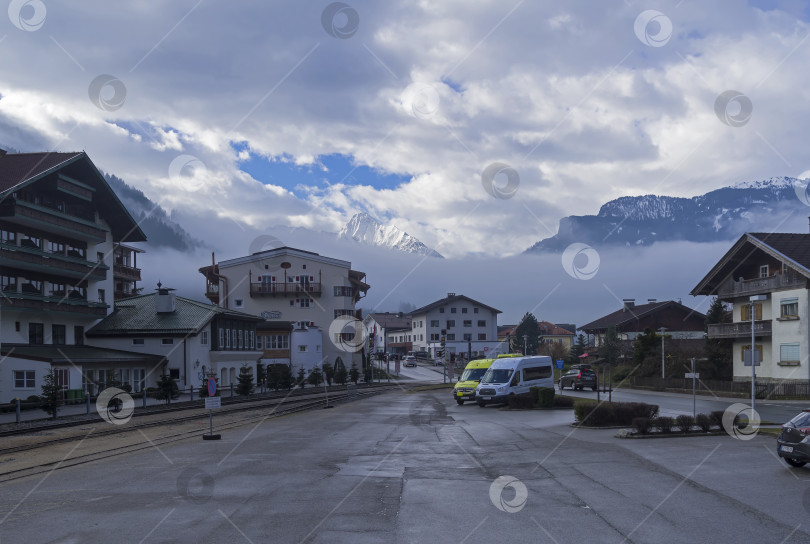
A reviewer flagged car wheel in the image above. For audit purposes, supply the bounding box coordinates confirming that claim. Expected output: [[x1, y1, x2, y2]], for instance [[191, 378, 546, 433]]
[[457, 399, 464, 405], [786, 458, 807, 468], [478, 401, 486, 407]]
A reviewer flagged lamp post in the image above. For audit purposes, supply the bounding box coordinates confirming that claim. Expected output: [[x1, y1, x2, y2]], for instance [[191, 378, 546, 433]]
[[658, 327, 667, 379], [523, 335, 528, 356], [749, 294, 767, 413]]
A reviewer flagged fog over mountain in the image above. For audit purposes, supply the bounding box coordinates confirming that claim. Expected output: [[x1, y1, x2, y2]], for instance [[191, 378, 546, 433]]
[[339, 213, 444, 258]]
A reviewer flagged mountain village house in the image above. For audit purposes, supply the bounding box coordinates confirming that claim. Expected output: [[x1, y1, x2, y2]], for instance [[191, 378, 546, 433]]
[[692, 232, 810, 383]]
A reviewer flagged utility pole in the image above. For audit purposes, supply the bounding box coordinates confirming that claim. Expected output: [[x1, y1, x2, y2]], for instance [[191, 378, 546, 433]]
[[658, 327, 668, 379]]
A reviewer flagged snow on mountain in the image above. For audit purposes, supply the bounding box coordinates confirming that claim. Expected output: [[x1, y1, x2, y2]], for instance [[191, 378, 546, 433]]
[[525, 176, 810, 253], [339, 213, 444, 258]]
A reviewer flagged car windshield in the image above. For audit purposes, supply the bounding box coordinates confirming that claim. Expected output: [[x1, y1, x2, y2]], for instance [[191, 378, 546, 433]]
[[481, 368, 513, 384], [461, 368, 487, 382], [787, 411, 810, 428]]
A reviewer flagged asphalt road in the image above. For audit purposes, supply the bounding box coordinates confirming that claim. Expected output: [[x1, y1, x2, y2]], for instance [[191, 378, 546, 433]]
[[1, 387, 809, 543]]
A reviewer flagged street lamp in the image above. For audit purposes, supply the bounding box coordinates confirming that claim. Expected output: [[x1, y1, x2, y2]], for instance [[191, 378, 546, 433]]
[[749, 294, 767, 413], [658, 327, 668, 379], [523, 334, 528, 356]]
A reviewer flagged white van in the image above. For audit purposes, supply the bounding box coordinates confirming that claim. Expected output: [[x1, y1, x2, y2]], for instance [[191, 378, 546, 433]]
[[475, 356, 554, 407]]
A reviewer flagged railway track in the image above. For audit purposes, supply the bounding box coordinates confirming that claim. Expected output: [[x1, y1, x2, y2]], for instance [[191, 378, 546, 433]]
[[0, 384, 399, 483]]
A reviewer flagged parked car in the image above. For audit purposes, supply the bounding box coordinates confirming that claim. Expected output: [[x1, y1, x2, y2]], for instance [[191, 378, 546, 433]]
[[403, 356, 417, 367], [777, 409, 810, 467], [559, 368, 597, 391]]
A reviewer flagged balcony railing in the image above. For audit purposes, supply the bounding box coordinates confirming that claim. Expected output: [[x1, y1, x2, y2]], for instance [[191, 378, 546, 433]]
[[0, 243, 107, 280], [113, 263, 142, 282], [717, 272, 806, 298], [708, 320, 772, 339], [204, 283, 219, 304], [250, 282, 322, 297], [0, 199, 107, 242], [0, 290, 108, 316]]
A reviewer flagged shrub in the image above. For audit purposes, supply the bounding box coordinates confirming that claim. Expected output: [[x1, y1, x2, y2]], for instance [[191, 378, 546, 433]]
[[676, 415, 694, 433], [655, 416, 675, 434], [695, 413, 712, 432], [574, 400, 614, 426], [553, 395, 574, 408], [507, 394, 535, 409], [710, 411, 725, 430], [612, 403, 636, 425], [531, 387, 556, 408], [633, 417, 652, 434]]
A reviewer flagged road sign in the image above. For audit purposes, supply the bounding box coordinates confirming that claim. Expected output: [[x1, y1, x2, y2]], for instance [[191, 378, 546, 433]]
[[205, 397, 221, 410], [685, 372, 700, 379], [556, 359, 565, 369], [207, 377, 217, 397]]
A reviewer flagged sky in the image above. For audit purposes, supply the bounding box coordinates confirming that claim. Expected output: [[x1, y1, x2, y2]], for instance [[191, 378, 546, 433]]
[[2, 0, 810, 325]]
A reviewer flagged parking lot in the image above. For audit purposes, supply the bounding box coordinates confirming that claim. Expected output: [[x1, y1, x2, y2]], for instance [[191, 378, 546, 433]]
[[1, 387, 808, 543]]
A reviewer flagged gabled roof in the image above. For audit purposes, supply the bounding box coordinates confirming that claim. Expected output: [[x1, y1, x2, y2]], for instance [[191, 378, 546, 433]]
[[410, 294, 501, 316], [0, 343, 163, 365], [580, 300, 704, 332], [368, 312, 412, 329], [87, 292, 262, 337], [691, 232, 810, 295], [538, 321, 575, 336], [0, 151, 146, 242]]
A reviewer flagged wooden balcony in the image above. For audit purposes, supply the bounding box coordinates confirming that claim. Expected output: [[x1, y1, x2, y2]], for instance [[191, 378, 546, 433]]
[[0, 199, 107, 242], [205, 283, 219, 304], [0, 291, 108, 316], [708, 320, 772, 339], [113, 263, 142, 282], [250, 282, 322, 297], [717, 272, 806, 299], [0, 243, 107, 280]]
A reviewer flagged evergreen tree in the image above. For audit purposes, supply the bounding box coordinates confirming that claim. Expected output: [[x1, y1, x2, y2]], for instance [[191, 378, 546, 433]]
[[297, 367, 307, 388], [279, 364, 293, 390], [349, 362, 360, 384], [236, 364, 254, 396], [632, 328, 661, 376], [39, 368, 62, 419], [155, 375, 178, 404], [334, 357, 348, 385], [322, 362, 334, 386], [308, 366, 323, 387], [267, 364, 282, 390], [704, 297, 733, 379], [599, 325, 621, 365], [567, 334, 587, 365], [256, 364, 266, 388], [511, 312, 540, 355]]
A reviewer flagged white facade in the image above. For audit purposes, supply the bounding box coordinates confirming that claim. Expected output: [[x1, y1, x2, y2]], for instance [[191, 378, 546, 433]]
[[409, 294, 500, 356], [208, 248, 366, 369], [290, 326, 323, 373]]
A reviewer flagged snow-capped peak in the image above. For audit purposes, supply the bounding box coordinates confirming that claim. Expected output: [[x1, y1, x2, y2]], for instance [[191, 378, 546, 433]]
[[338, 213, 444, 258]]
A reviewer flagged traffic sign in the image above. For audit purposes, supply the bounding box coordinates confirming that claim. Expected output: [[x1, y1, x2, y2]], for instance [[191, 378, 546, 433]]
[[556, 359, 565, 369], [205, 397, 221, 410], [685, 372, 700, 379], [207, 377, 217, 397]]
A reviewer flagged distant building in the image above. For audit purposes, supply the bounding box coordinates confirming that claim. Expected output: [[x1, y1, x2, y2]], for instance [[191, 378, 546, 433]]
[[691, 232, 810, 383], [365, 312, 412, 356], [86, 285, 263, 392], [496, 322, 575, 352], [581, 299, 706, 347], [0, 150, 148, 402], [409, 293, 503, 359], [199, 246, 369, 369]]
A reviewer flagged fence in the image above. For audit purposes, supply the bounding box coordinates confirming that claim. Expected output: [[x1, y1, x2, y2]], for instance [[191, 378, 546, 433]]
[[624, 376, 810, 399]]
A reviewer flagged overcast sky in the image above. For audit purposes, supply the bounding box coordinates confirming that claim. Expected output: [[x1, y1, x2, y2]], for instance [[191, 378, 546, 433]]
[[2, 0, 809, 323]]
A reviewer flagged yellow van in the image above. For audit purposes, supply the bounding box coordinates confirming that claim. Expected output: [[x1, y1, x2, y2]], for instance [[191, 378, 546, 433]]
[[453, 354, 521, 405]]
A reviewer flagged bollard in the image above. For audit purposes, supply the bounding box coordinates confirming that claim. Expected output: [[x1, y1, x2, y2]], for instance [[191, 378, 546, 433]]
[[16, 398, 21, 424], [143, 390, 147, 408], [230, 383, 234, 397], [86, 392, 91, 415], [190, 385, 194, 401]]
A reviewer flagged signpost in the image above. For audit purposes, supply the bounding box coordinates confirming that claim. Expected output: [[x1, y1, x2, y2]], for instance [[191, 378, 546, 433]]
[[203, 378, 221, 440], [686, 358, 699, 417], [555, 359, 565, 369]]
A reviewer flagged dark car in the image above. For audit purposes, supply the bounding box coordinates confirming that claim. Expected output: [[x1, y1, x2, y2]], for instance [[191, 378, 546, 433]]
[[777, 409, 810, 467], [559, 368, 597, 391]]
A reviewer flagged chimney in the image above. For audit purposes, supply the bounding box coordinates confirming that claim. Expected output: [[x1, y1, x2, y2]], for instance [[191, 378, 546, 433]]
[[622, 299, 635, 312], [155, 282, 177, 313], [447, 292, 456, 298], [0, 148, 6, 158], [647, 299, 657, 304]]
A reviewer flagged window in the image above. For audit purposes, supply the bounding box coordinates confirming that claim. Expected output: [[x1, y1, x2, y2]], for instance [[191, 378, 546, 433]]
[[478, 333, 487, 340], [238, 330, 244, 349], [66, 244, 85, 258], [21, 278, 42, 295], [741, 303, 763, 321], [97, 251, 104, 263], [463, 320, 472, 327], [450, 308, 457, 313], [250, 331, 255, 349], [47, 240, 65, 254], [334, 309, 355, 318], [462, 307, 468, 314], [234, 298, 244, 308], [201, 331, 208, 345], [162, 338, 174, 345], [741, 344, 763, 364], [219, 328, 224, 348], [74, 325, 84, 345], [781, 298, 799, 318], [334, 286, 354, 297], [430, 320, 439, 327], [14, 370, 36, 389], [54, 368, 70, 388], [264, 335, 290, 350], [523, 365, 552, 380], [28, 323, 44, 344], [50, 282, 66, 297], [257, 335, 263, 349], [133, 338, 145, 345], [169, 368, 180, 379], [2, 275, 17, 292], [477, 320, 486, 327], [52, 324, 66, 345], [760, 265, 769, 278], [430, 333, 439, 341], [447, 333, 456, 341], [474, 307, 479, 314], [0, 228, 15, 244], [780, 343, 800, 363], [98, 289, 105, 303], [299, 345, 307, 352], [446, 320, 455, 329], [297, 298, 312, 308], [226, 330, 231, 349], [20, 234, 40, 249], [439, 308, 444, 313], [463, 333, 472, 341]]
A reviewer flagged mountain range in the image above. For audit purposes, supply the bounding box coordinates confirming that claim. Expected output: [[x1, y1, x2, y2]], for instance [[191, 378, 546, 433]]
[[338, 213, 444, 258], [525, 176, 809, 253]]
